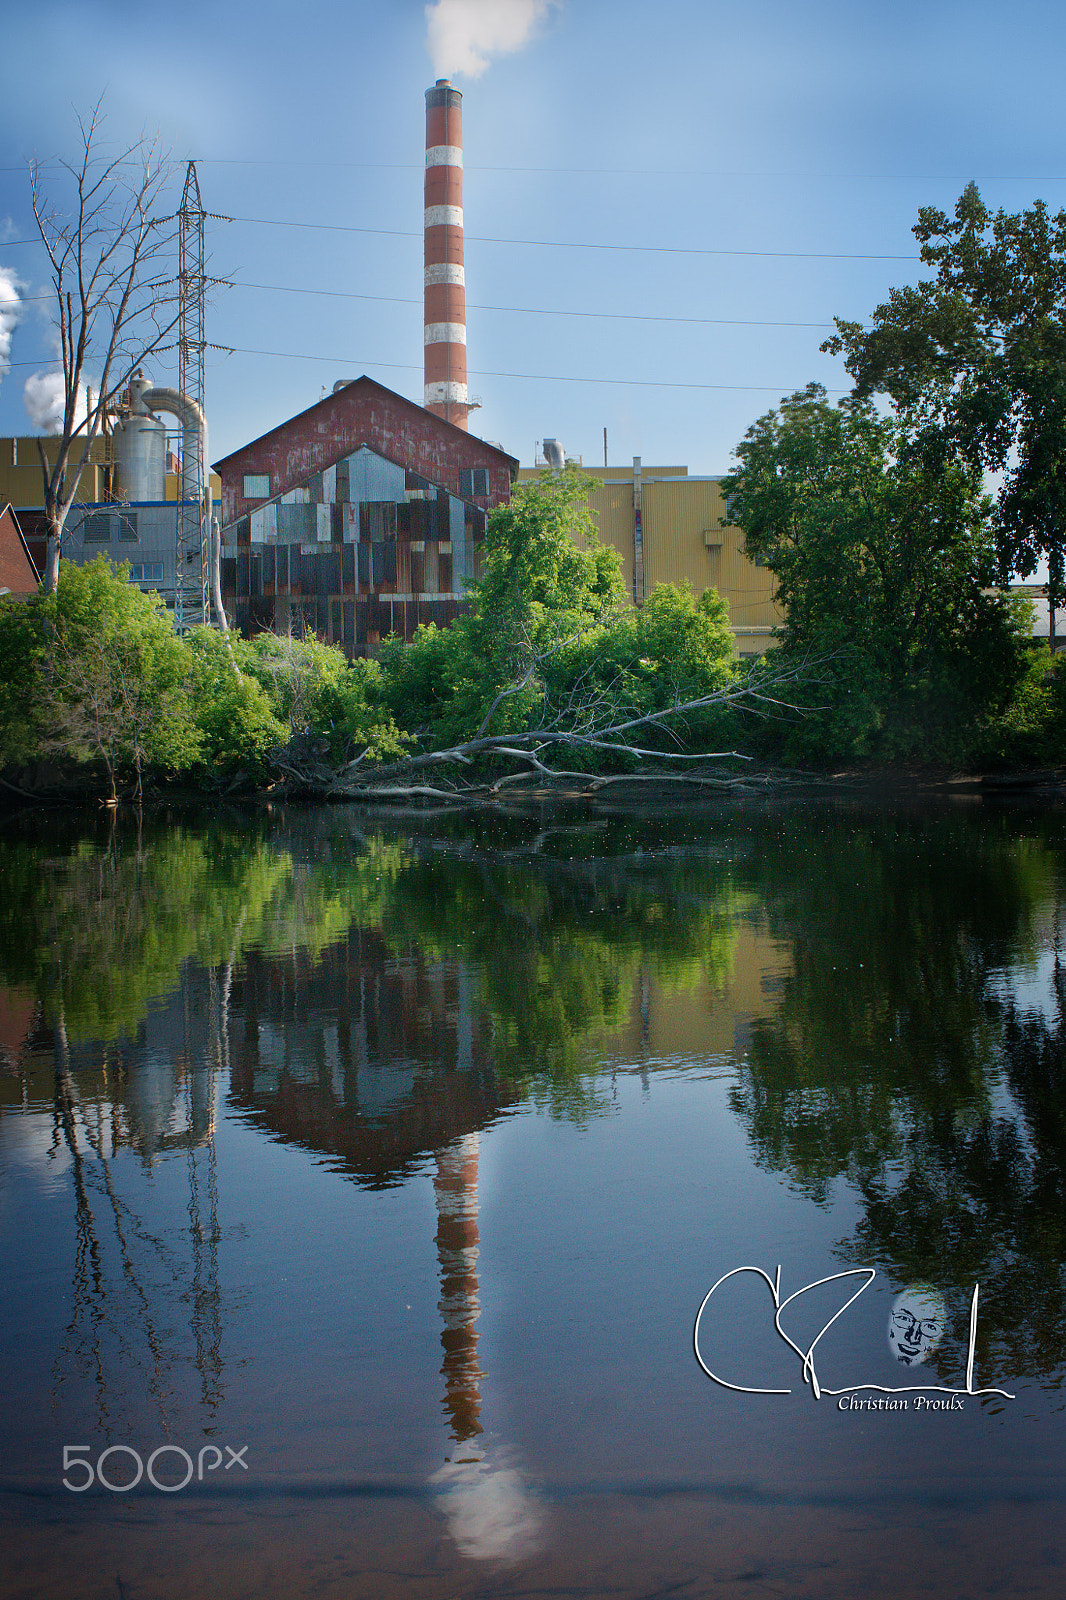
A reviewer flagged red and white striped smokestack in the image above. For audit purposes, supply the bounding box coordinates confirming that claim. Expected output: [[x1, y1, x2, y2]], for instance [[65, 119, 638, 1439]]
[[424, 79, 470, 430]]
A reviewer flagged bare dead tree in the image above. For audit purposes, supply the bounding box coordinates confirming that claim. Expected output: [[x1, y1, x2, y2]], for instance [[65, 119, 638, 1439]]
[[268, 646, 828, 802], [30, 101, 178, 593]]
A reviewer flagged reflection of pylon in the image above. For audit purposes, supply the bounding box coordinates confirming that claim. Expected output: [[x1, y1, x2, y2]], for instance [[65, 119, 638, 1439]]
[[187, 1057, 223, 1414], [434, 1133, 483, 1443]]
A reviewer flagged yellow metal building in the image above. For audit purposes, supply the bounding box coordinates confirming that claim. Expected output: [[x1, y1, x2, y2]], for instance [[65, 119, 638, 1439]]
[[0, 435, 221, 509], [517, 459, 783, 657]]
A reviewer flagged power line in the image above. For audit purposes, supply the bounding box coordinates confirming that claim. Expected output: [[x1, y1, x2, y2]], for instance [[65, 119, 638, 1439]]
[[232, 279, 835, 329], [224, 215, 921, 262], [0, 276, 847, 329], [7, 158, 1066, 180], [220, 343, 848, 393], [3, 215, 919, 261]]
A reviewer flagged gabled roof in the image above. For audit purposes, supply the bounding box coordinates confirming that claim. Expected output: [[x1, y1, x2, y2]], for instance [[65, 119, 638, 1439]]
[[212, 374, 517, 475], [0, 505, 41, 597]]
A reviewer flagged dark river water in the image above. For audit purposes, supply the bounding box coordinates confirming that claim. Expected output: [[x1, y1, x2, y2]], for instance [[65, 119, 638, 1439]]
[[1, 796, 1065, 1600]]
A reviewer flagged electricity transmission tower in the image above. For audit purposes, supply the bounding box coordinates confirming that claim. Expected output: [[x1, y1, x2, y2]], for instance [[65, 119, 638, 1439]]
[[175, 161, 209, 632]]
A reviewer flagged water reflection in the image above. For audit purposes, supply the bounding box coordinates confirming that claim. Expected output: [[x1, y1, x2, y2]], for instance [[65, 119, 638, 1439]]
[[429, 1133, 543, 1564], [1, 799, 1065, 1592], [723, 809, 1066, 1394], [45, 1042, 226, 1436]]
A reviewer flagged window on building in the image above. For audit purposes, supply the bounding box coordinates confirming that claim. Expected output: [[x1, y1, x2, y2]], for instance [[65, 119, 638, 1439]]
[[243, 473, 270, 498], [83, 510, 140, 543], [128, 563, 164, 584], [458, 468, 488, 497]]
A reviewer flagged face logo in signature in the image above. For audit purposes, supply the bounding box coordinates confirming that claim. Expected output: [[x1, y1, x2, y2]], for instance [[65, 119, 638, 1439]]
[[693, 1265, 1015, 1405], [888, 1285, 947, 1366]]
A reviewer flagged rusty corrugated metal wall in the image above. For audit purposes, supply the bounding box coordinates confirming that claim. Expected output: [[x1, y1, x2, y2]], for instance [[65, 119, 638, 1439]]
[[222, 443, 485, 657]]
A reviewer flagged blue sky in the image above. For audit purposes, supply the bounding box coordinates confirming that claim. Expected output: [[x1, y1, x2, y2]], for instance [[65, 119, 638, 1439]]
[[1, 0, 1065, 475]]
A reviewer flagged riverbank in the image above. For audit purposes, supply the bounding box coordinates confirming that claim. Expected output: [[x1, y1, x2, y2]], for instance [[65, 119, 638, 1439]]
[[4, 755, 1065, 809]]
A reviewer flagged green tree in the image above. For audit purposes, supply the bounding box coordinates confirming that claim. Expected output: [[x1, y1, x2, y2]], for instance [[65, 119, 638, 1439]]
[[721, 384, 1027, 761], [36, 558, 199, 801], [237, 630, 409, 764], [824, 184, 1066, 621], [184, 626, 288, 783], [378, 467, 742, 772], [381, 465, 629, 750]]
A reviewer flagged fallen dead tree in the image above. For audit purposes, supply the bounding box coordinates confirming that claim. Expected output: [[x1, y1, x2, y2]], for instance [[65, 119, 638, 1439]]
[[265, 649, 826, 804]]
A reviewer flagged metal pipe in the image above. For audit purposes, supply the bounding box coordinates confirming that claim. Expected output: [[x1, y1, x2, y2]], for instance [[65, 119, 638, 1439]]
[[129, 379, 224, 633]]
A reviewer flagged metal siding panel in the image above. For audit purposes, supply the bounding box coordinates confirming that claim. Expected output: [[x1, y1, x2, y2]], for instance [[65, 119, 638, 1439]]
[[639, 479, 784, 642], [349, 446, 405, 506], [588, 483, 634, 599], [277, 503, 313, 544]]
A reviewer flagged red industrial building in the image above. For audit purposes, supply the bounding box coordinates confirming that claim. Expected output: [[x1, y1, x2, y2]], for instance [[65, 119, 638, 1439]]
[[0, 505, 40, 599], [214, 376, 517, 655]]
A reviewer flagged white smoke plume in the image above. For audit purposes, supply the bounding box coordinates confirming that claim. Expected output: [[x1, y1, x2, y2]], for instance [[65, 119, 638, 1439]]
[[426, 0, 559, 79], [23, 370, 90, 435], [0, 267, 23, 389]]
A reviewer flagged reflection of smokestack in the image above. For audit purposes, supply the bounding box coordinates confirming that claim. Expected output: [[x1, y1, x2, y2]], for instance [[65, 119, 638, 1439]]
[[434, 1132, 483, 1442], [424, 79, 470, 431]]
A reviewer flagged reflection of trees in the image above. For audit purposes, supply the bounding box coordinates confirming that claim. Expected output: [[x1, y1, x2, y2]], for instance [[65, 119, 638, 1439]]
[[347, 824, 744, 1111], [724, 807, 1066, 1390], [0, 808, 747, 1120], [851, 998, 1066, 1390], [50, 1036, 226, 1436], [0, 814, 367, 1045]]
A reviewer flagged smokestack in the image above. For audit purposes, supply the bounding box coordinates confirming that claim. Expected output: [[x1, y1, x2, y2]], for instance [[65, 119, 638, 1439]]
[[424, 79, 470, 430]]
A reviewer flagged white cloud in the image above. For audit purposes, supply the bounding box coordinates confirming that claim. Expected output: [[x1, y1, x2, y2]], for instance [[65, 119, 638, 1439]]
[[23, 369, 90, 435], [0, 267, 23, 391], [425, 0, 559, 80]]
